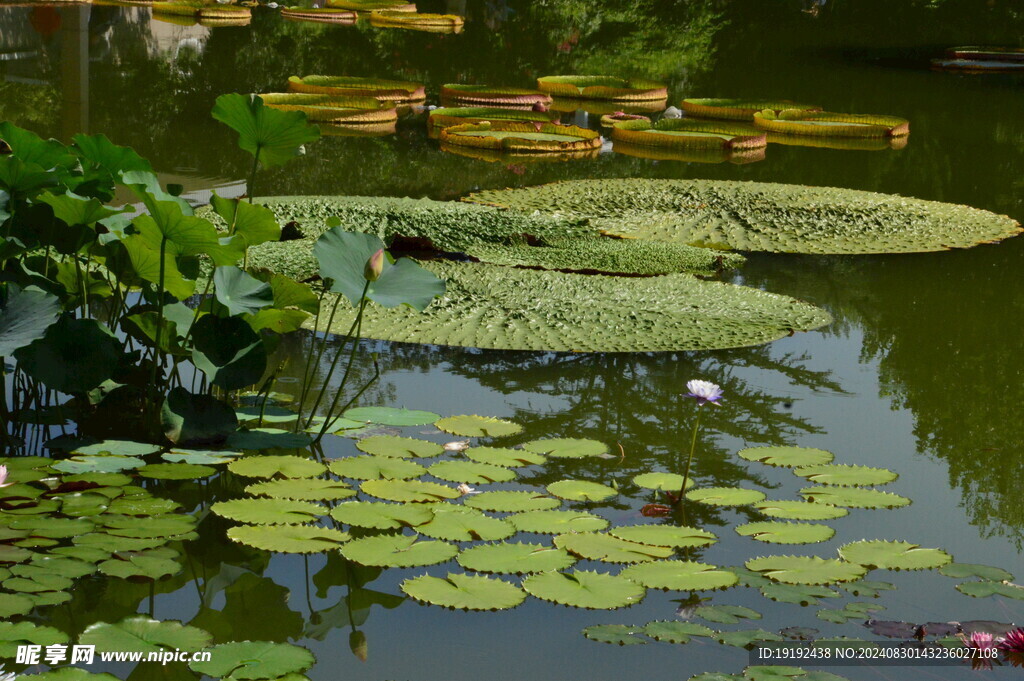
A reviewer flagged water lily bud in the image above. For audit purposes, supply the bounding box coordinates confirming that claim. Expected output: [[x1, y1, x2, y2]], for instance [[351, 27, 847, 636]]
[[364, 248, 385, 281]]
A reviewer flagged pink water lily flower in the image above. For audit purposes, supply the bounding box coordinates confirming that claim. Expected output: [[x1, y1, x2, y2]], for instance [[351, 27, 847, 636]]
[[0, 465, 12, 488], [685, 380, 723, 406], [963, 631, 998, 670]]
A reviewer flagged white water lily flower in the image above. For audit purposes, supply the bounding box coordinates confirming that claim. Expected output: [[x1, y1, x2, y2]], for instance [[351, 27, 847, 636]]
[[685, 379, 723, 406], [443, 441, 469, 452], [456, 483, 481, 496]]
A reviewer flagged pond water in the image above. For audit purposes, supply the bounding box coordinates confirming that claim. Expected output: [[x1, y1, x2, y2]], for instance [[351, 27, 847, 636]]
[[1, 0, 1023, 679]]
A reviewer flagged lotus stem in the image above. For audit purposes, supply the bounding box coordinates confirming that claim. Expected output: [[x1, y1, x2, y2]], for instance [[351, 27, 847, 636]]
[[297, 292, 345, 430], [247, 151, 260, 204], [312, 284, 370, 445], [676, 407, 703, 505]]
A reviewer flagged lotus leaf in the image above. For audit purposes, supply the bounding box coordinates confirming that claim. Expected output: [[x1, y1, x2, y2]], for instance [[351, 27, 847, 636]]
[[939, 563, 1014, 582], [401, 572, 525, 611], [137, 463, 216, 480], [799, 487, 910, 509], [52, 455, 145, 474], [356, 435, 443, 458], [522, 438, 608, 458], [608, 525, 717, 548], [792, 464, 898, 487], [162, 389, 238, 446], [329, 455, 426, 481], [287, 75, 425, 103], [227, 524, 349, 553], [226, 428, 312, 450], [0, 621, 69, 658], [456, 541, 576, 574], [0, 285, 61, 358], [212, 498, 326, 525], [328, 501, 433, 530], [956, 581, 1024, 600], [190, 641, 315, 680], [464, 446, 545, 467], [97, 552, 181, 581], [435, 415, 522, 438], [79, 617, 211, 653], [687, 487, 767, 506], [554, 533, 673, 563], [245, 478, 356, 501], [753, 501, 848, 521], [522, 570, 645, 609], [760, 584, 840, 606], [620, 561, 738, 591], [0, 592, 33, 617], [360, 479, 461, 503], [340, 534, 458, 568], [211, 93, 320, 169], [632, 472, 691, 491], [462, 491, 560, 513], [838, 540, 952, 571], [427, 461, 517, 484], [738, 447, 835, 468], [16, 317, 121, 394], [228, 455, 326, 479], [415, 506, 515, 542], [735, 522, 836, 545], [466, 179, 1022, 254], [546, 480, 617, 502], [582, 624, 649, 645], [508, 510, 609, 534], [746, 556, 867, 585]]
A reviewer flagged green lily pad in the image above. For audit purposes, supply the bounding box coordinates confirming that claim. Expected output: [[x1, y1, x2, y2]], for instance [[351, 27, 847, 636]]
[[8, 517, 95, 539], [72, 441, 162, 457], [693, 605, 762, 624], [464, 447, 546, 467], [56, 493, 110, 517], [643, 620, 715, 643], [344, 407, 440, 426], [462, 491, 560, 513], [955, 581, 1024, 600], [190, 641, 315, 680], [838, 580, 895, 598], [760, 583, 840, 606], [939, 563, 1014, 582], [415, 506, 515, 542], [73, 534, 165, 553], [735, 522, 836, 545], [716, 630, 785, 647], [303, 416, 366, 434], [0, 621, 69, 658], [798, 487, 911, 509], [52, 456, 146, 474], [792, 464, 898, 487], [17, 670, 120, 680], [63, 472, 133, 486], [738, 447, 834, 468], [328, 501, 434, 530], [228, 455, 326, 479], [686, 487, 767, 506], [79, 616, 212, 653], [4, 569, 73, 593], [356, 436, 444, 459], [632, 472, 691, 491], [227, 524, 349, 553], [456, 541, 576, 574], [212, 498, 326, 525], [620, 561, 738, 591], [508, 509, 610, 534], [753, 501, 849, 521], [427, 461, 517, 484], [340, 534, 458, 568], [106, 496, 180, 516], [226, 428, 313, 451], [101, 514, 195, 539], [137, 463, 216, 480], [329, 455, 426, 481], [97, 552, 181, 581], [546, 480, 618, 503], [608, 525, 717, 548], [0, 592, 34, 617], [401, 573, 525, 611], [245, 478, 356, 501], [745, 556, 867, 585], [360, 479, 461, 503], [583, 624, 648, 645], [817, 603, 885, 623], [522, 570, 646, 609], [554, 533, 673, 563], [837, 540, 952, 570], [435, 415, 523, 438], [741, 667, 809, 681], [521, 438, 608, 458]]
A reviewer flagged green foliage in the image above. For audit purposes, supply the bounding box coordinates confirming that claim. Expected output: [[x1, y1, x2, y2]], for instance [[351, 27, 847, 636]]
[[620, 561, 738, 591], [456, 542, 576, 574], [522, 570, 646, 609], [212, 94, 321, 169], [401, 573, 526, 611]]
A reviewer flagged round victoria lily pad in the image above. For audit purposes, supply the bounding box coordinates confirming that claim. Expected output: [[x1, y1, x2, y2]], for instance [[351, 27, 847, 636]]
[[521, 438, 608, 458], [341, 534, 459, 568], [137, 463, 216, 480], [736, 522, 836, 545], [523, 570, 646, 609], [754, 500, 849, 521], [427, 461, 517, 484], [356, 435, 444, 459], [228, 455, 326, 479], [163, 449, 241, 465], [633, 472, 691, 491], [546, 480, 617, 502], [189, 641, 314, 680], [72, 441, 162, 457], [457, 541, 576, 574], [227, 524, 349, 553], [509, 509, 610, 534], [463, 491, 560, 513], [435, 415, 523, 438], [692, 605, 762, 624], [746, 556, 867, 585], [329, 455, 426, 481], [464, 446, 546, 467], [738, 446, 834, 468], [360, 479, 461, 503], [838, 540, 952, 571], [245, 478, 355, 501], [799, 487, 911, 509], [939, 563, 1014, 582], [643, 621, 715, 644], [956, 581, 1024, 600], [760, 583, 840, 606], [793, 464, 898, 487], [609, 525, 717, 548], [344, 407, 440, 426], [554, 533, 673, 563], [620, 561, 739, 591], [583, 624, 649, 645], [226, 428, 313, 450], [79, 616, 212, 653], [686, 487, 767, 506], [401, 573, 525, 611], [415, 506, 515, 542], [329, 501, 433, 530], [212, 498, 326, 525]]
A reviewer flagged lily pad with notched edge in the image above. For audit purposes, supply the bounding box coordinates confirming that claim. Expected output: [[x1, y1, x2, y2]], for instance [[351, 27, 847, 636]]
[[546, 480, 617, 502], [245, 478, 355, 501], [340, 534, 458, 568], [738, 447, 834, 468], [554, 533, 673, 564], [753, 501, 848, 521], [360, 479, 461, 503], [79, 616, 211, 653], [356, 436, 444, 458], [137, 463, 216, 480], [228, 455, 326, 479], [415, 506, 515, 542], [329, 455, 426, 481], [632, 472, 691, 491], [760, 583, 839, 606], [226, 525, 349, 553], [522, 570, 645, 609], [0, 621, 70, 658], [401, 573, 525, 611], [746, 556, 867, 586], [456, 541, 576, 574], [212, 498, 326, 525], [620, 561, 738, 591], [736, 522, 835, 545], [955, 581, 1024, 600], [464, 447, 546, 467], [799, 487, 910, 509], [939, 563, 1014, 582], [508, 510, 609, 534], [427, 461, 517, 484], [435, 415, 522, 438], [692, 604, 762, 624], [583, 624, 648, 645], [838, 540, 952, 571], [520, 438, 608, 458], [687, 487, 766, 506], [643, 621, 715, 644], [609, 525, 717, 548], [189, 641, 314, 680], [792, 464, 898, 487], [462, 491, 560, 513], [328, 501, 433, 530]]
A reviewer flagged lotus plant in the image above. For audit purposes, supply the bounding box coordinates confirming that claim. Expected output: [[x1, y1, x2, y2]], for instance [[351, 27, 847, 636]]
[[675, 379, 723, 504]]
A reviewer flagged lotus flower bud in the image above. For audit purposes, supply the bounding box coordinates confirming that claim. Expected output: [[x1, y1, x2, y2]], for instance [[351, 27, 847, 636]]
[[364, 248, 385, 282]]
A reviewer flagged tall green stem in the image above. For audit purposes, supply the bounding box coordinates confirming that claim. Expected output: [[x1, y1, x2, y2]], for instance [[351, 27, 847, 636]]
[[247, 151, 260, 205], [676, 407, 703, 504]]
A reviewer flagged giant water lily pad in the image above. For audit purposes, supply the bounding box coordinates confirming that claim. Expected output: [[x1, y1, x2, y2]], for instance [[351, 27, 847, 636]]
[[620, 561, 738, 591], [554, 533, 673, 563], [521, 570, 645, 609], [190, 641, 315, 680], [341, 534, 458, 568], [401, 573, 525, 610], [838, 540, 952, 571], [466, 179, 1022, 254], [746, 556, 867, 585], [456, 542, 576, 574], [227, 525, 349, 553], [415, 506, 515, 542]]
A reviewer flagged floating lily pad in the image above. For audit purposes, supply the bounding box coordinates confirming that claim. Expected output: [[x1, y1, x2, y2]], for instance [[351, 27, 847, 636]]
[[736, 522, 835, 545], [508, 510, 609, 534], [344, 407, 440, 426], [415, 506, 515, 542], [793, 464, 898, 487], [72, 441, 162, 457], [329, 455, 426, 481], [746, 556, 867, 585], [521, 438, 608, 458], [608, 525, 717, 548], [464, 447, 546, 467], [401, 573, 525, 610], [52, 456, 145, 474], [360, 479, 461, 503], [440, 121, 601, 154], [799, 487, 911, 509], [554, 533, 673, 564], [680, 98, 821, 120], [435, 415, 522, 438], [427, 461, 517, 484], [620, 561, 738, 591], [738, 447, 834, 468], [105, 496, 180, 516], [328, 501, 433, 529], [753, 501, 848, 521], [356, 436, 444, 459], [522, 570, 645, 609], [644, 621, 716, 644], [212, 498, 326, 525], [760, 583, 840, 606], [441, 84, 551, 107], [227, 524, 349, 553], [226, 428, 313, 450], [839, 580, 895, 598], [245, 478, 355, 501], [687, 487, 766, 506], [287, 75, 425, 103], [162, 449, 240, 465], [235, 406, 299, 424], [303, 416, 366, 433], [546, 480, 617, 503], [956, 581, 1024, 600], [939, 563, 1014, 582], [456, 541, 576, 574], [716, 630, 785, 648], [838, 540, 952, 571], [97, 552, 181, 581], [341, 534, 458, 568], [228, 455, 326, 479], [8, 517, 95, 539], [73, 534, 165, 553], [817, 603, 885, 623], [79, 616, 212, 653], [693, 604, 762, 624], [137, 463, 216, 480], [57, 493, 110, 517], [101, 514, 196, 539], [190, 641, 315, 680], [462, 491, 560, 513], [0, 590, 34, 617], [0, 621, 70, 658], [582, 624, 649, 645], [632, 472, 691, 491]]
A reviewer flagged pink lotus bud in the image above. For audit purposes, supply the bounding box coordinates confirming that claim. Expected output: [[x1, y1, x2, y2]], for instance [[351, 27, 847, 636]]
[[364, 248, 385, 282]]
